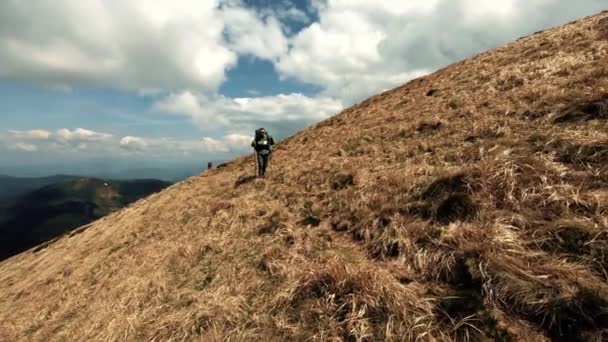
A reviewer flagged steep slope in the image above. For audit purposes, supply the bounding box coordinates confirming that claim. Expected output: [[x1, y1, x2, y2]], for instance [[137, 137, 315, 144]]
[[0, 178, 171, 261], [2, 12, 608, 341]]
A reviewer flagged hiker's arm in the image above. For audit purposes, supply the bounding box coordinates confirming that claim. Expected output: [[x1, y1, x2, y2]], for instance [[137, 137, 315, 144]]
[[269, 136, 275, 145]]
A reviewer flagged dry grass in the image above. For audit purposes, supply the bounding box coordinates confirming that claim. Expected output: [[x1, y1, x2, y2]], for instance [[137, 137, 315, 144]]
[[2, 11, 608, 342]]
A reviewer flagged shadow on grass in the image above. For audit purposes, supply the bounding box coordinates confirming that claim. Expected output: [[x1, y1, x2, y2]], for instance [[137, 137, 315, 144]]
[[234, 175, 258, 188]]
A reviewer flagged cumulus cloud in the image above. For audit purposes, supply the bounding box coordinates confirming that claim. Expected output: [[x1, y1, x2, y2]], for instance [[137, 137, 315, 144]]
[[222, 5, 288, 60], [120, 136, 148, 152], [194, 134, 259, 153], [14, 143, 38, 152], [98, 134, 246, 157], [223, 133, 252, 150], [153, 92, 343, 132], [8, 129, 51, 140], [3, 128, 253, 161], [0, 0, 289, 92], [56, 128, 112, 142], [201, 137, 230, 153], [161, 0, 604, 138], [211, 93, 343, 123], [152, 91, 230, 127], [1, 1, 603, 104], [276, 1, 436, 102], [116, 134, 244, 156], [137, 135, 242, 157], [6, 128, 113, 154], [276, 0, 607, 103], [7, 129, 52, 153]]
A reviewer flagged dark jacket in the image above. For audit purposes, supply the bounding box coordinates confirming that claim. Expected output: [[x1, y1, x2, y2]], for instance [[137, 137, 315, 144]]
[[251, 133, 275, 154]]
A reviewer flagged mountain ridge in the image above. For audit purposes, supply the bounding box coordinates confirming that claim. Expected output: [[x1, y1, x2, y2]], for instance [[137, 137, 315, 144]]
[[1, 11, 608, 341], [0, 174, 82, 202], [0, 177, 171, 261]]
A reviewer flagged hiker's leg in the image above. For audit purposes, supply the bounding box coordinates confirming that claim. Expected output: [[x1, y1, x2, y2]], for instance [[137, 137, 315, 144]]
[[260, 155, 268, 176], [257, 153, 263, 176]]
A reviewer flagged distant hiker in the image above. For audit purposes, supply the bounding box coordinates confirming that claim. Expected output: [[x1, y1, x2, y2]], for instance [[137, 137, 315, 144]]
[[251, 127, 275, 177], [207, 161, 213, 170]]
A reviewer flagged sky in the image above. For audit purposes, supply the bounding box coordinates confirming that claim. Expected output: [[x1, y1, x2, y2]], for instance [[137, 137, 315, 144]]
[[0, 0, 606, 177]]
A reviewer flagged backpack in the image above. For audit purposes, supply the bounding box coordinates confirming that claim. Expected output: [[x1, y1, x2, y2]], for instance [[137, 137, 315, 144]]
[[254, 129, 271, 153]]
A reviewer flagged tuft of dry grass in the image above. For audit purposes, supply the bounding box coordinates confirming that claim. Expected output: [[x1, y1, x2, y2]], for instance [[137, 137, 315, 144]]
[[2, 10, 608, 342], [271, 260, 436, 341]]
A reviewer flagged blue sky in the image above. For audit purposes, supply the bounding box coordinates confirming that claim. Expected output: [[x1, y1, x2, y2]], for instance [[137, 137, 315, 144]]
[[0, 0, 605, 177]]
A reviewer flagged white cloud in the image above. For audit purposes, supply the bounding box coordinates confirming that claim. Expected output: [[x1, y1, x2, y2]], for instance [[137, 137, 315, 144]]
[[462, 0, 518, 22], [201, 137, 230, 153], [131, 136, 233, 155], [0, 0, 286, 93], [276, 0, 607, 103], [0, 1, 604, 106], [222, 5, 288, 60], [8, 128, 111, 147], [30, 129, 51, 139], [117, 134, 255, 157], [223, 133, 252, 150], [152, 91, 231, 127], [14, 143, 38, 152], [56, 128, 112, 142], [6, 128, 113, 155], [153, 91, 201, 115], [275, 4, 429, 103], [120, 136, 148, 152], [153, 92, 343, 131], [8, 129, 51, 140], [218, 93, 342, 123], [2, 128, 253, 161]]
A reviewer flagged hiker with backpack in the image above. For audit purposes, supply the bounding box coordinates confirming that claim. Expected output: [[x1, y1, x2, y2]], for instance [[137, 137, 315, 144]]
[[251, 127, 275, 177]]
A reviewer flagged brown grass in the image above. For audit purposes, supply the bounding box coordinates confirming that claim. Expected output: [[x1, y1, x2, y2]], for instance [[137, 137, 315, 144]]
[[2, 11, 608, 342]]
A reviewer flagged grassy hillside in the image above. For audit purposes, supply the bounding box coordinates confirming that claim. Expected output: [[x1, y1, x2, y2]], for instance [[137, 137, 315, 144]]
[[1, 11, 608, 341], [0, 178, 171, 261]]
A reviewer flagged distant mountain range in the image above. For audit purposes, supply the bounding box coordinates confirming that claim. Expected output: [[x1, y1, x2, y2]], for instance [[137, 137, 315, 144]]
[[0, 174, 81, 202], [92, 165, 208, 182], [0, 177, 171, 260], [0, 160, 223, 182]]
